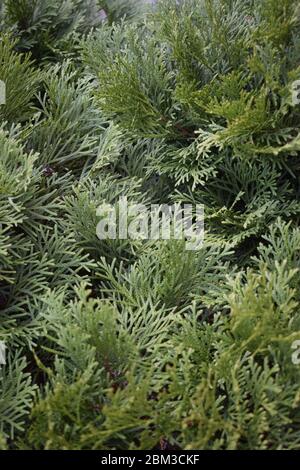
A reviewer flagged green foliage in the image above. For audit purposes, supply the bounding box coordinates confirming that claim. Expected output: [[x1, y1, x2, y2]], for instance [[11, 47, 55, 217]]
[[0, 0, 101, 60], [97, 0, 149, 24], [0, 352, 36, 440], [0, 34, 40, 123], [29, 61, 108, 168], [0, 0, 300, 451]]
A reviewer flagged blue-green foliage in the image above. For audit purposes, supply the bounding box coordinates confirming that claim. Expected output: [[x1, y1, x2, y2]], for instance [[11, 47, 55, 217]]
[[0, 0, 300, 450]]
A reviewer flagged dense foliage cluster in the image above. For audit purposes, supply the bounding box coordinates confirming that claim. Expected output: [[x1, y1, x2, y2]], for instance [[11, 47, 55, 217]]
[[0, 0, 300, 450]]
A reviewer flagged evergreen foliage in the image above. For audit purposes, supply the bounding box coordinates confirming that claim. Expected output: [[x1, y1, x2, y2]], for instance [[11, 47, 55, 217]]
[[0, 0, 300, 450]]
